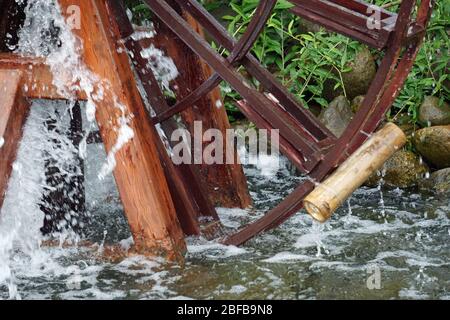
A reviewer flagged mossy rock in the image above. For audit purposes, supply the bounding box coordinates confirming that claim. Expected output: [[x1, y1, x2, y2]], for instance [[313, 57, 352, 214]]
[[323, 48, 376, 101], [365, 150, 429, 188], [419, 168, 450, 196], [413, 125, 450, 169], [298, 20, 323, 34], [351, 95, 365, 113], [418, 96, 450, 126], [318, 96, 353, 138]]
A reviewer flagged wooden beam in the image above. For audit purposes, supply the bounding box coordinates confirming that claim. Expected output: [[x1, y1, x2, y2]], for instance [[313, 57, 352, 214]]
[[146, 12, 252, 208], [0, 53, 87, 100], [58, 0, 186, 259], [0, 69, 30, 210], [104, 0, 222, 237]]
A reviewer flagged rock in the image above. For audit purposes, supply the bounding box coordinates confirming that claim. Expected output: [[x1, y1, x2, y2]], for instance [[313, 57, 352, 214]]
[[397, 123, 416, 138], [299, 19, 322, 34], [307, 104, 322, 117], [318, 96, 353, 137], [351, 95, 365, 113], [413, 125, 450, 169], [365, 150, 429, 188], [418, 96, 450, 126], [323, 48, 377, 101], [419, 168, 450, 196], [342, 48, 377, 99]]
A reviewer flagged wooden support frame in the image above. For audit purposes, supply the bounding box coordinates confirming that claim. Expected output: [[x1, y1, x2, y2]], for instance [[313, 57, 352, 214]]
[[0, 53, 86, 100], [146, 10, 252, 208], [106, 0, 223, 238], [0, 69, 30, 209], [57, 0, 186, 260], [290, 0, 395, 49]]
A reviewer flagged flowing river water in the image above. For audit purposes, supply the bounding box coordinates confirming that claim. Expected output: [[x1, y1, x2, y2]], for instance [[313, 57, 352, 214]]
[[0, 0, 448, 300], [0, 101, 448, 299]]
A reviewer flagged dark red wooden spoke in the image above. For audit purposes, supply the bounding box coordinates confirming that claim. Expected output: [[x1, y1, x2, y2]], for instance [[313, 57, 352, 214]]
[[292, 0, 389, 35], [224, 0, 432, 246], [224, 179, 316, 246], [152, 72, 219, 124], [225, 0, 277, 63], [152, 0, 277, 125], [144, 0, 324, 167], [177, 0, 335, 142], [290, 0, 394, 49], [327, 0, 396, 19], [106, 0, 220, 236]]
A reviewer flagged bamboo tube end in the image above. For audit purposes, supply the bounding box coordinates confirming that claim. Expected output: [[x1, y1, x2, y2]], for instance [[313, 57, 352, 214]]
[[304, 200, 330, 223]]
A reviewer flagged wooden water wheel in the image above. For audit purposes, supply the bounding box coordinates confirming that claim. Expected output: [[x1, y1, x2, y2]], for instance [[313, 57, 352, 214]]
[[126, 0, 434, 246], [0, 0, 434, 259]]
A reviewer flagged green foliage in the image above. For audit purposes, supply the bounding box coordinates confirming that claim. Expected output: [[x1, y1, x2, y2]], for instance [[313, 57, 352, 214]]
[[126, 0, 154, 24], [216, 0, 359, 111], [389, 0, 449, 124], [128, 1, 449, 124], [206, 0, 449, 124]]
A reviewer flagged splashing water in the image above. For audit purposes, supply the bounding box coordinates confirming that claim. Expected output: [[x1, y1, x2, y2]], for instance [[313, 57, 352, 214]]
[[0, 141, 448, 299], [0, 101, 72, 298], [0, 0, 136, 298], [140, 45, 179, 92], [16, 0, 134, 179], [377, 169, 387, 223], [0, 1, 448, 300]]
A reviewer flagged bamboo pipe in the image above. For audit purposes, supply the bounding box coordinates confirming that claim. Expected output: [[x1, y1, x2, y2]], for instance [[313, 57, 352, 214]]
[[304, 123, 406, 222]]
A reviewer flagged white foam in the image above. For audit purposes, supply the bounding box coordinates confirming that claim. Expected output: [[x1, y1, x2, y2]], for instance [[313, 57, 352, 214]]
[[187, 243, 247, 258], [262, 252, 319, 263], [140, 45, 179, 91]]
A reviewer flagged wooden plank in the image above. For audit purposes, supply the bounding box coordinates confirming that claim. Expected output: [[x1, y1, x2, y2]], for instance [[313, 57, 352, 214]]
[[146, 0, 323, 170], [290, 4, 388, 49], [0, 53, 86, 100], [0, 69, 30, 210], [146, 12, 252, 208], [105, 0, 216, 236], [327, 0, 396, 19], [58, 0, 186, 259]]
